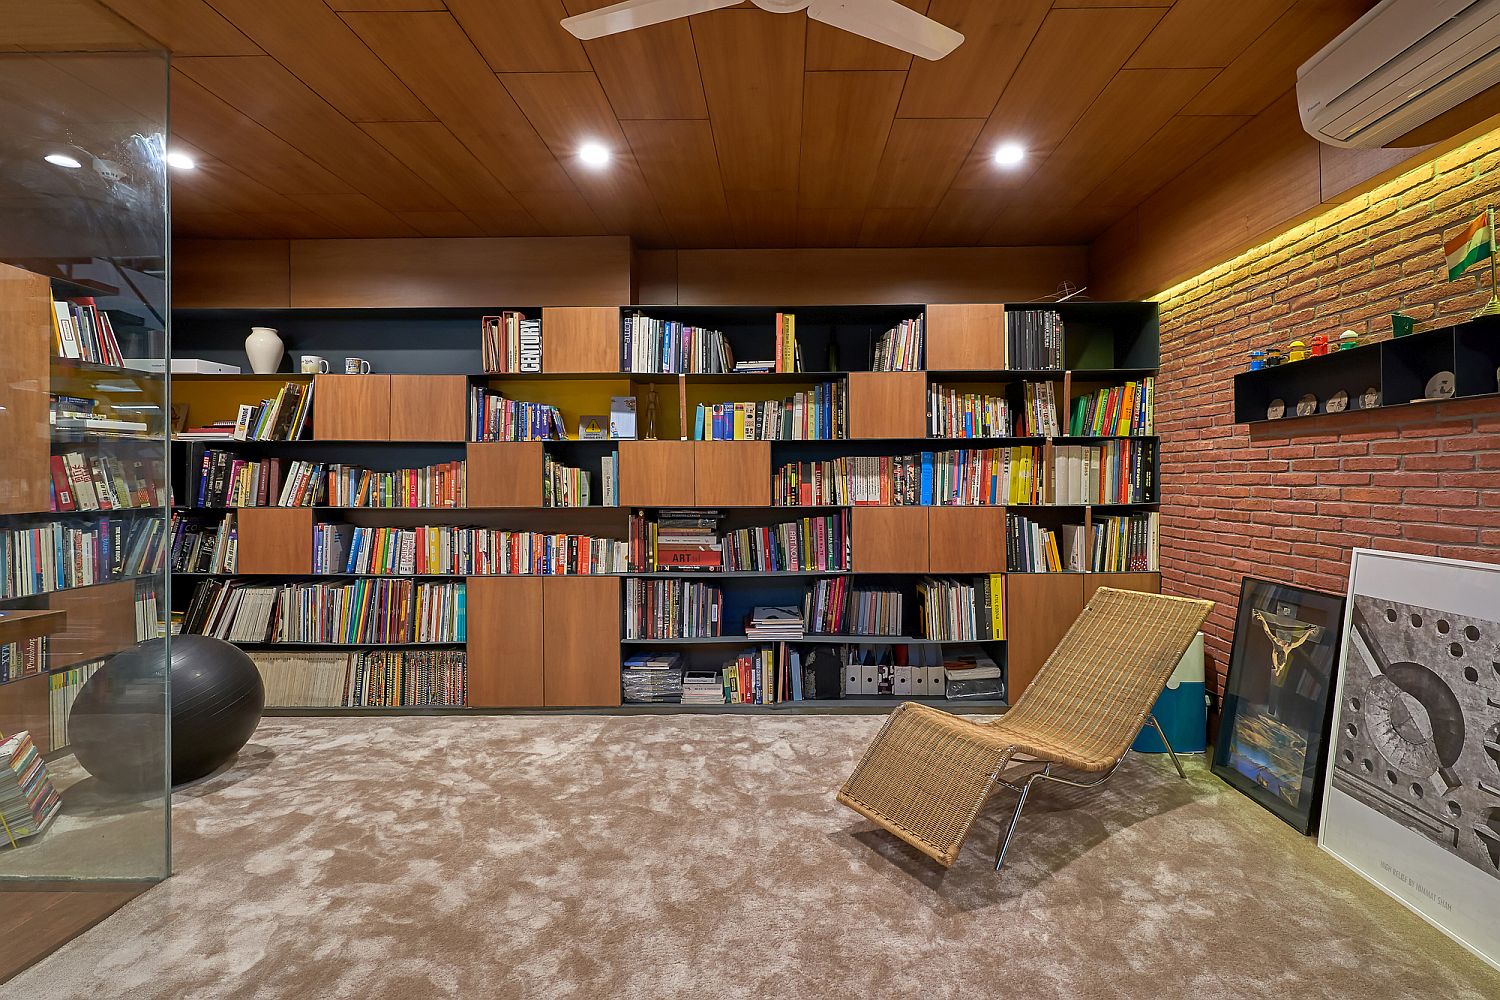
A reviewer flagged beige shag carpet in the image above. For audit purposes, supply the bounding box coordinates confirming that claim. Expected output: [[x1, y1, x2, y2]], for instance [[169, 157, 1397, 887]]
[[10, 715, 1500, 999]]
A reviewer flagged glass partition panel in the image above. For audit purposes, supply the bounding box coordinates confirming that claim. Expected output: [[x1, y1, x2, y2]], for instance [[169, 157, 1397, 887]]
[[0, 48, 170, 882]]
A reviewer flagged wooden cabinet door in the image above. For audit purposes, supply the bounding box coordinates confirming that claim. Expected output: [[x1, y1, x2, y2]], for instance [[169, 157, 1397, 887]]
[[390, 375, 467, 441], [47, 581, 137, 671], [694, 441, 769, 506], [313, 374, 390, 440], [851, 506, 928, 572], [847, 372, 926, 439], [467, 577, 544, 707], [0, 265, 53, 514], [0, 675, 50, 751], [543, 576, 621, 707], [1005, 574, 1085, 701], [928, 507, 1006, 573], [541, 307, 619, 373], [618, 440, 695, 507], [925, 303, 1004, 370], [1084, 572, 1161, 604], [236, 508, 314, 574], [467, 442, 544, 507]]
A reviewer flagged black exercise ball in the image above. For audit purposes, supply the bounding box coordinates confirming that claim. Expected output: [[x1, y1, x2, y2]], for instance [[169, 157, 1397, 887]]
[[70, 635, 265, 791]]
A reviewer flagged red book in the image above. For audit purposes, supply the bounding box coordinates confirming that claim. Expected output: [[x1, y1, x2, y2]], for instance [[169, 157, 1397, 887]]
[[50, 455, 75, 511]]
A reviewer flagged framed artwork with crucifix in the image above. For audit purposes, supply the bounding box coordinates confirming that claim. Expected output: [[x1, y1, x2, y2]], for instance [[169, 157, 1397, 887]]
[[1212, 576, 1347, 834]]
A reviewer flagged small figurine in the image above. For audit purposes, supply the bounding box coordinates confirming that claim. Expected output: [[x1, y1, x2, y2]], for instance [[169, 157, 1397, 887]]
[[1391, 312, 1415, 338], [1338, 330, 1360, 351], [1264, 346, 1286, 367], [1310, 332, 1329, 356], [1288, 340, 1310, 362], [1249, 349, 1267, 371]]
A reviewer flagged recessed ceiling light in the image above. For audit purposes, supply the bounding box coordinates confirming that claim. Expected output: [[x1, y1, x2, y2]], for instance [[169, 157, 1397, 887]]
[[578, 141, 611, 168], [44, 153, 82, 169], [992, 143, 1025, 167], [166, 151, 196, 170]]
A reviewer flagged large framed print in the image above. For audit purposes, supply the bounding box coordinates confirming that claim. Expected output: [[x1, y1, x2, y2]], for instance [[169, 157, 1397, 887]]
[[1212, 577, 1345, 834], [1320, 549, 1500, 971]]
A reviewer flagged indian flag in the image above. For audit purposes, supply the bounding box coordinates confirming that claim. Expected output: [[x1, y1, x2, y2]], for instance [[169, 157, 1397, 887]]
[[1445, 210, 1492, 281]]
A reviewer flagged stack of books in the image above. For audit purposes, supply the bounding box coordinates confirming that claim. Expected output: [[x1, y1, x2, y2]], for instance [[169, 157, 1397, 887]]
[[692, 381, 845, 440], [1070, 377, 1154, 436], [621, 652, 685, 703], [51, 452, 164, 512], [1005, 309, 1064, 369], [622, 314, 733, 373], [848, 587, 903, 636], [481, 311, 541, 373], [0, 731, 61, 848], [745, 605, 804, 640], [50, 394, 147, 434], [733, 360, 775, 374], [722, 511, 849, 573], [927, 385, 1011, 438], [872, 316, 923, 371], [51, 296, 123, 365], [635, 510, 722, 572], [681, 670, 725, 705], [468, 387, 567, 441], [624, 578, 722, 639]]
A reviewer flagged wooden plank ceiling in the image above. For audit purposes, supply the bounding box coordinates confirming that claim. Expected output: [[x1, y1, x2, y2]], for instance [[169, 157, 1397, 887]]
[[89, 0, 1375, 248]]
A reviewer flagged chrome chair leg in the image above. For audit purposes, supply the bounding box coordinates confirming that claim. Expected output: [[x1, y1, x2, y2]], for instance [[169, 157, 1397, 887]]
[[1149, 714, 1186, 780], [995, 764, 1049, 871]]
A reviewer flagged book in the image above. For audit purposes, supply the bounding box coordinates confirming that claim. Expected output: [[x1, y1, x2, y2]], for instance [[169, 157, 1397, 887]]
[[0, 731, 62, 846], [693, 381, 845, 441], [481, 312, 541, 374], [609, 396, 637, 440]]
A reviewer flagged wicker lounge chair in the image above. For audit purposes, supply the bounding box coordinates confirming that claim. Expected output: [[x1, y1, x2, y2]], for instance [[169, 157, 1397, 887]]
[[838, 587, 1213, 870]]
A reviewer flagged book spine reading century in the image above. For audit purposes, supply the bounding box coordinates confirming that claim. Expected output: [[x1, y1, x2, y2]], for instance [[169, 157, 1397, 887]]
[[468, 387, 567, 441], [927, 385, 1012, 438], [1005, 309, 1063, 370], [183, 578, 466, 644], [693, 381, 846, 440], [312, 524, 628, 576], [1069, 377, 1155, 436], [721, 511, 850, 573], [251, 649, 467, 708], [772, 446, 1045, 506], [621, 314, 733, 374], [1092, 512, 1159, 572], [171, 512, 237, 573], [872, 316, 923, 371], [624, 578, 723, 639], [51, 452, 164, 512], [481, 312, 541, 374], [326, 460, 465, 508], [1, 518, 165, 597]]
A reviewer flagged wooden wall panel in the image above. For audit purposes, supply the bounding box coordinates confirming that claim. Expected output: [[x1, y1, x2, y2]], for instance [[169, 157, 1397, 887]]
[[540, 306, 619, 373], [851, 507, 927, 573], [390, 374, 467, 441], [925, 303, 1004, 370], [236, 507, 313, 574], [0, 675, 50, 751], [172, 239, 290, 308], [466, 442, 543, 508], [0, 264, 52, 514], [289, 237, 630, 307], [543, 576, 620, 707], [47, 581, 136, 670], [618, 441, 694, 507], [313, 374, 390, 440], [848, 372, 926, 440], [693, 442, 770, 507], [1084, 572, 1161, 604], [466, 576, 544, 708], [928, 508, 1006, 573], [1005, 573, 1085, 700]]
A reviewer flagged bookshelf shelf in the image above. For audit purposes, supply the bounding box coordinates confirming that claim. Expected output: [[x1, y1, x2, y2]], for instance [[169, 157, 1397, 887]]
[[263, 696, 1008, 716], [169, 299, 1160, 710], [0, 574, 159, 605]]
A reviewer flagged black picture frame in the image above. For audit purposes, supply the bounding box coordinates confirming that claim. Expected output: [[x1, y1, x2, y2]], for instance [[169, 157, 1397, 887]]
[[1212, 576, 1346, 835]]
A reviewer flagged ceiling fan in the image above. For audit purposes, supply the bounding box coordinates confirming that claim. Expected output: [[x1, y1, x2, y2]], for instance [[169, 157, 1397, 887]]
[[561, 0, 964, 61]]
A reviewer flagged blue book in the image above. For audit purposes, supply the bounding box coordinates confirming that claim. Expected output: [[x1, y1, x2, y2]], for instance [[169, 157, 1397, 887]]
[[920, 452, 934, 506], [455, 584, 467, 642]]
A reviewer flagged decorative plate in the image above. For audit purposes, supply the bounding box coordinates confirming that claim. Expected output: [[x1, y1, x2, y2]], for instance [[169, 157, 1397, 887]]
[[1360, 386, 1381, 409], [1425, 370, 1456, 399], [1296, 393, 1318, 416], [1326, 389, 1349, 414], [1267, 398, 1286, 420]]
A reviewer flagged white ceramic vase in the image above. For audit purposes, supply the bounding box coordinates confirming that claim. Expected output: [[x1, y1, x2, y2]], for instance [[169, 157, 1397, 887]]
[[245, 326, 284, 374]]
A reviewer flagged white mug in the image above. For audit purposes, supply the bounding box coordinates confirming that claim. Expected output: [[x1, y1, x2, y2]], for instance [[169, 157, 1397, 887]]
[[344, 357, 372, 375], [300, 355, 330, 374]]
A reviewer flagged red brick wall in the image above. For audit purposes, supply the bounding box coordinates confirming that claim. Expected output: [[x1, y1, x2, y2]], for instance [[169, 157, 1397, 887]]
[[1154, 131, 1500, 700]]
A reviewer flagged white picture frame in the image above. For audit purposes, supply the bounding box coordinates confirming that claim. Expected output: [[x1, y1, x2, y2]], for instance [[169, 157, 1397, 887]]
[[1319, 548, 1500, 972]]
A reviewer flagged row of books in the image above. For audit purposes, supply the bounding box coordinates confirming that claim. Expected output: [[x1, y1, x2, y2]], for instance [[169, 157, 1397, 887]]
[[622, 314, 733, 374], [692, 382, 846, 440], [0, 637, 46, 684], [481, 312, 541, 374], [135, 583, 164, 640], [805, 578, 904, 636], [1070, 378, 1155, 436], [872, 316, 923, 371], [1009, 516, 1065, 573], [176, 381, 313, 441], [928, 385, 1011, 438], [171, 511, 236, 573], [183, 578, 466, 644], [774, 312, 802, 372], [631, 509, 719, 571], [1093, 512, 1159, 572], [2, 517, 165, 598], [772, 447, 1045, 506], [1006, 309, 1064, 370], [544, 451, 618, 507], [251, 650, 467, 707], [0, 730, 61, 845], [468, 387, 567, 441], [623, 578, 722, 639], [327, 460, 465, 509], [917, 575, 1006, 641], [51, 297, 123, 365], [312, 525, 630, 576], [51, 452, 165, 512], [1014, 381, 1062, 437], [721, 511, 850, 573], [1053, 441, 1156, 505], [49, 662, 103, 751]]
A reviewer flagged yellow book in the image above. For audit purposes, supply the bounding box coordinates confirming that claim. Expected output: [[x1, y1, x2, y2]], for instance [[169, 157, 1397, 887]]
[[1045, 531, 1062, 572], [733, 402, 746, 440], [1117, 382, 1135, 436], [990, 573, 1005, 639]]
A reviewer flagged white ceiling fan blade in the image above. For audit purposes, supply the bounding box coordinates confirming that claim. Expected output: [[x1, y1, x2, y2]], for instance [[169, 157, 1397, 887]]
[[561, 0, 743, 40], [807, 0, 964, 60]]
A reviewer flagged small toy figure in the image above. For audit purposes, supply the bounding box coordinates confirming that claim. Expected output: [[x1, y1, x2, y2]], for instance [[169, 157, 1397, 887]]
[[1338, 330, 1360, 351], [1310, 332, 1329, 356], [1249, 349, 1267, 371], [1264, 346, 1286, 367], [1288, 340, 1310, 362]]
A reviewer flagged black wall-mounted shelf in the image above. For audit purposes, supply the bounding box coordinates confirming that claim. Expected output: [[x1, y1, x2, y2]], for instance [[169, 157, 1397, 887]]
[[1233, 316, 1500, 424]]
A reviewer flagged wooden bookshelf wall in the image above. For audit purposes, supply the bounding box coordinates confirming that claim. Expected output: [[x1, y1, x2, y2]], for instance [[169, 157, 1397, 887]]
[[169, 301, 1162, 713]]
